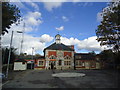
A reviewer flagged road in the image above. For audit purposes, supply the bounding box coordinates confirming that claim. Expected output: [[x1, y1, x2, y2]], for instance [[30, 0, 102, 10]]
[[2, 69, 119, 88]]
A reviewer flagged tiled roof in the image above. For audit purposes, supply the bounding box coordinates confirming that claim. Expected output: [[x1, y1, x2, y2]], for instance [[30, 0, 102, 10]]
[[14, 59, 27, 62], [44, 43, 74, 51], [75, 53, 95, 60]]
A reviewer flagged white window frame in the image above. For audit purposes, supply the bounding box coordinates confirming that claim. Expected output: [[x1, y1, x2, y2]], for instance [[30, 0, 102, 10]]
[[64, 61, 71, 66], [76, 60, 84, 66], [38, 61, 44, 66]]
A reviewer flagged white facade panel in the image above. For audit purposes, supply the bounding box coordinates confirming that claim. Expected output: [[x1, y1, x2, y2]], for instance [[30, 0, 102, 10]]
[[14, 62, 27, 70]]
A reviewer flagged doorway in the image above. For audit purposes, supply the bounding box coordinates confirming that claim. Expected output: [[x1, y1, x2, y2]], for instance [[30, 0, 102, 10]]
[[27, 61, 34, 69], [49, 61, 56, 69]]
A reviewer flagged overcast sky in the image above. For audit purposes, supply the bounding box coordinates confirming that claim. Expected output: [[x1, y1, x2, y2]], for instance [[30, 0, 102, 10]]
[[2, 1, 110, 55]]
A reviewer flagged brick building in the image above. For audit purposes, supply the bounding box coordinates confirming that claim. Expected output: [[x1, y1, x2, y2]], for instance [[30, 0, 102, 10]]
[[34, 56, 45, 70], [75, 53, 101, 69], [43, 34, 75, 69], [14, 34, 101, 70]]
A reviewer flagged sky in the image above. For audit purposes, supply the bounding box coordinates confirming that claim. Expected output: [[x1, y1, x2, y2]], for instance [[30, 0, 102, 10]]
[[2, 1, 110, 55]]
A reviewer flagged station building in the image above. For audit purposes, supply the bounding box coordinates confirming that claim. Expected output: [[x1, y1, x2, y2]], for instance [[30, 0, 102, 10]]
[[14, 34, 101, 70], [43, 34, 75, 69]]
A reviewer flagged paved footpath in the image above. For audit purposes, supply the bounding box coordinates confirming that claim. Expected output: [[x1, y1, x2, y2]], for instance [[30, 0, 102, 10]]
[[2, 69, 120, 88]]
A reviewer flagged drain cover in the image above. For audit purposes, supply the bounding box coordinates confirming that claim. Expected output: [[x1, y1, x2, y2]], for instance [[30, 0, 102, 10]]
[[52, 73, 85, 77]]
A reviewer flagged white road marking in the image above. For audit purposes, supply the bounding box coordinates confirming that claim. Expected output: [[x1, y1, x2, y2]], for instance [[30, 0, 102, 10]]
[[0, 80, 9, 88]]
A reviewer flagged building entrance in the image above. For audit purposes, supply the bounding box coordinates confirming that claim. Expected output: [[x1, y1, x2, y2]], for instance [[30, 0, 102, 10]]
[[49, 61, 56, 69]]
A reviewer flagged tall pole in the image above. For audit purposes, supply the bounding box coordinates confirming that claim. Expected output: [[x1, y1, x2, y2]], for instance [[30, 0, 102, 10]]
[[31, 47, 34, 69], [20, 23, 25, 54], [6, 31, 14, 78]]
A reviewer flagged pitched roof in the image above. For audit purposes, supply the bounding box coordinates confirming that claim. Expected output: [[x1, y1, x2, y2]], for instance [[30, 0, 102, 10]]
[[44, 43, 74, 51], [55, 34, 61, 38], [14, 59, 27, 62], [75, 53, 95, 60]]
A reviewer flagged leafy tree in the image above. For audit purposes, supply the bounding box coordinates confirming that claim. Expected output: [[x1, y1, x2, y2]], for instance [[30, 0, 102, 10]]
[[2, 2, 21, 35], [100, 49, 114, 62], [99, 49, 115, 68], [2, 47, 17, 64], [96, 1, 120, 52], [34, 54, 42, 59], [88, 51, 96, 55]]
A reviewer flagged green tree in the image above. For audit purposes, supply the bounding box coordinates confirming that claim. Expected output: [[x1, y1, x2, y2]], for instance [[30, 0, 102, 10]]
[[34, 54, 42, 59], [96, 1, 120, 52], [88, 51, 96, 55], [2, 47, 17, 64], [99, 49, 115, 69], [2, 2, 21, 35]]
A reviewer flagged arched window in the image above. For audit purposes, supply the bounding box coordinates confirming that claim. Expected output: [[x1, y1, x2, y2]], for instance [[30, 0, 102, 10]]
[[64, 55, 71, 60], [49, 55, 56, 59]]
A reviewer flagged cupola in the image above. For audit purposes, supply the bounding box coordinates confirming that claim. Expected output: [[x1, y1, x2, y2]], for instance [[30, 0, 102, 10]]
[[55, 34, 61, 44]]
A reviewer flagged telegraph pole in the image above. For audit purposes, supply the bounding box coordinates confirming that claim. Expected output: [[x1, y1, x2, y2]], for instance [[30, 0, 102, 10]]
[[6, 31, 14, 78], [6, 30, 23, 78]]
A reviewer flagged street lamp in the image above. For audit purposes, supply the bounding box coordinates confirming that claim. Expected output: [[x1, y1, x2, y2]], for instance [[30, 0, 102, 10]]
[[31, 47, 34, 69], [16, 31, 23, 55], [20, 23, 25, 55], [6, 30, 23, 78]]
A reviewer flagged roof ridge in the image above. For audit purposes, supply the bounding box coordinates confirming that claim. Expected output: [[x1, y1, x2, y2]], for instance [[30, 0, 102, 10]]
[[44, 42, 74, 51]]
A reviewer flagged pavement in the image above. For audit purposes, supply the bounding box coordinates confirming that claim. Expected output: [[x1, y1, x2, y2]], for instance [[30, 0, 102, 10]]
[[1, 69, 120, 89]]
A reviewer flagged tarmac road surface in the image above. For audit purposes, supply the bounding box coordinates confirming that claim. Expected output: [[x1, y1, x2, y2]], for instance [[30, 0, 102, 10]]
[[2, 69, 119, 88]]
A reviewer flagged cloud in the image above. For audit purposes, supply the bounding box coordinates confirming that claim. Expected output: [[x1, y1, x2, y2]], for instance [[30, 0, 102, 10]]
[[6, 11, 43, 33], [1, 32, 53, 55], [39, 34, 54, 43], [43, 2, 63, 11], [55, 26, 64, 31], [2, 30, 106, 55], [61, 36, 107, 52], [28, 2, 40, 11], [62, 16, 69, 22], [77, 36, 105, 51], [41, 0, 95, 11], [61, 37, 80, 45], [9, 0, 110, 2], [25, 12, 43, 26], [1, 11, 47, 55], [97, 12, 103, 22]]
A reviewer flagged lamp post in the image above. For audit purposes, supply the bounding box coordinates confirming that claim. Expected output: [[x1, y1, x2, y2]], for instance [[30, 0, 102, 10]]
[[31, 47, 34, 69], [20, 23, 25, 55], [6, 31, 23, 78], [16, 31, 23, 55], [6, 31, 13, 78]]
